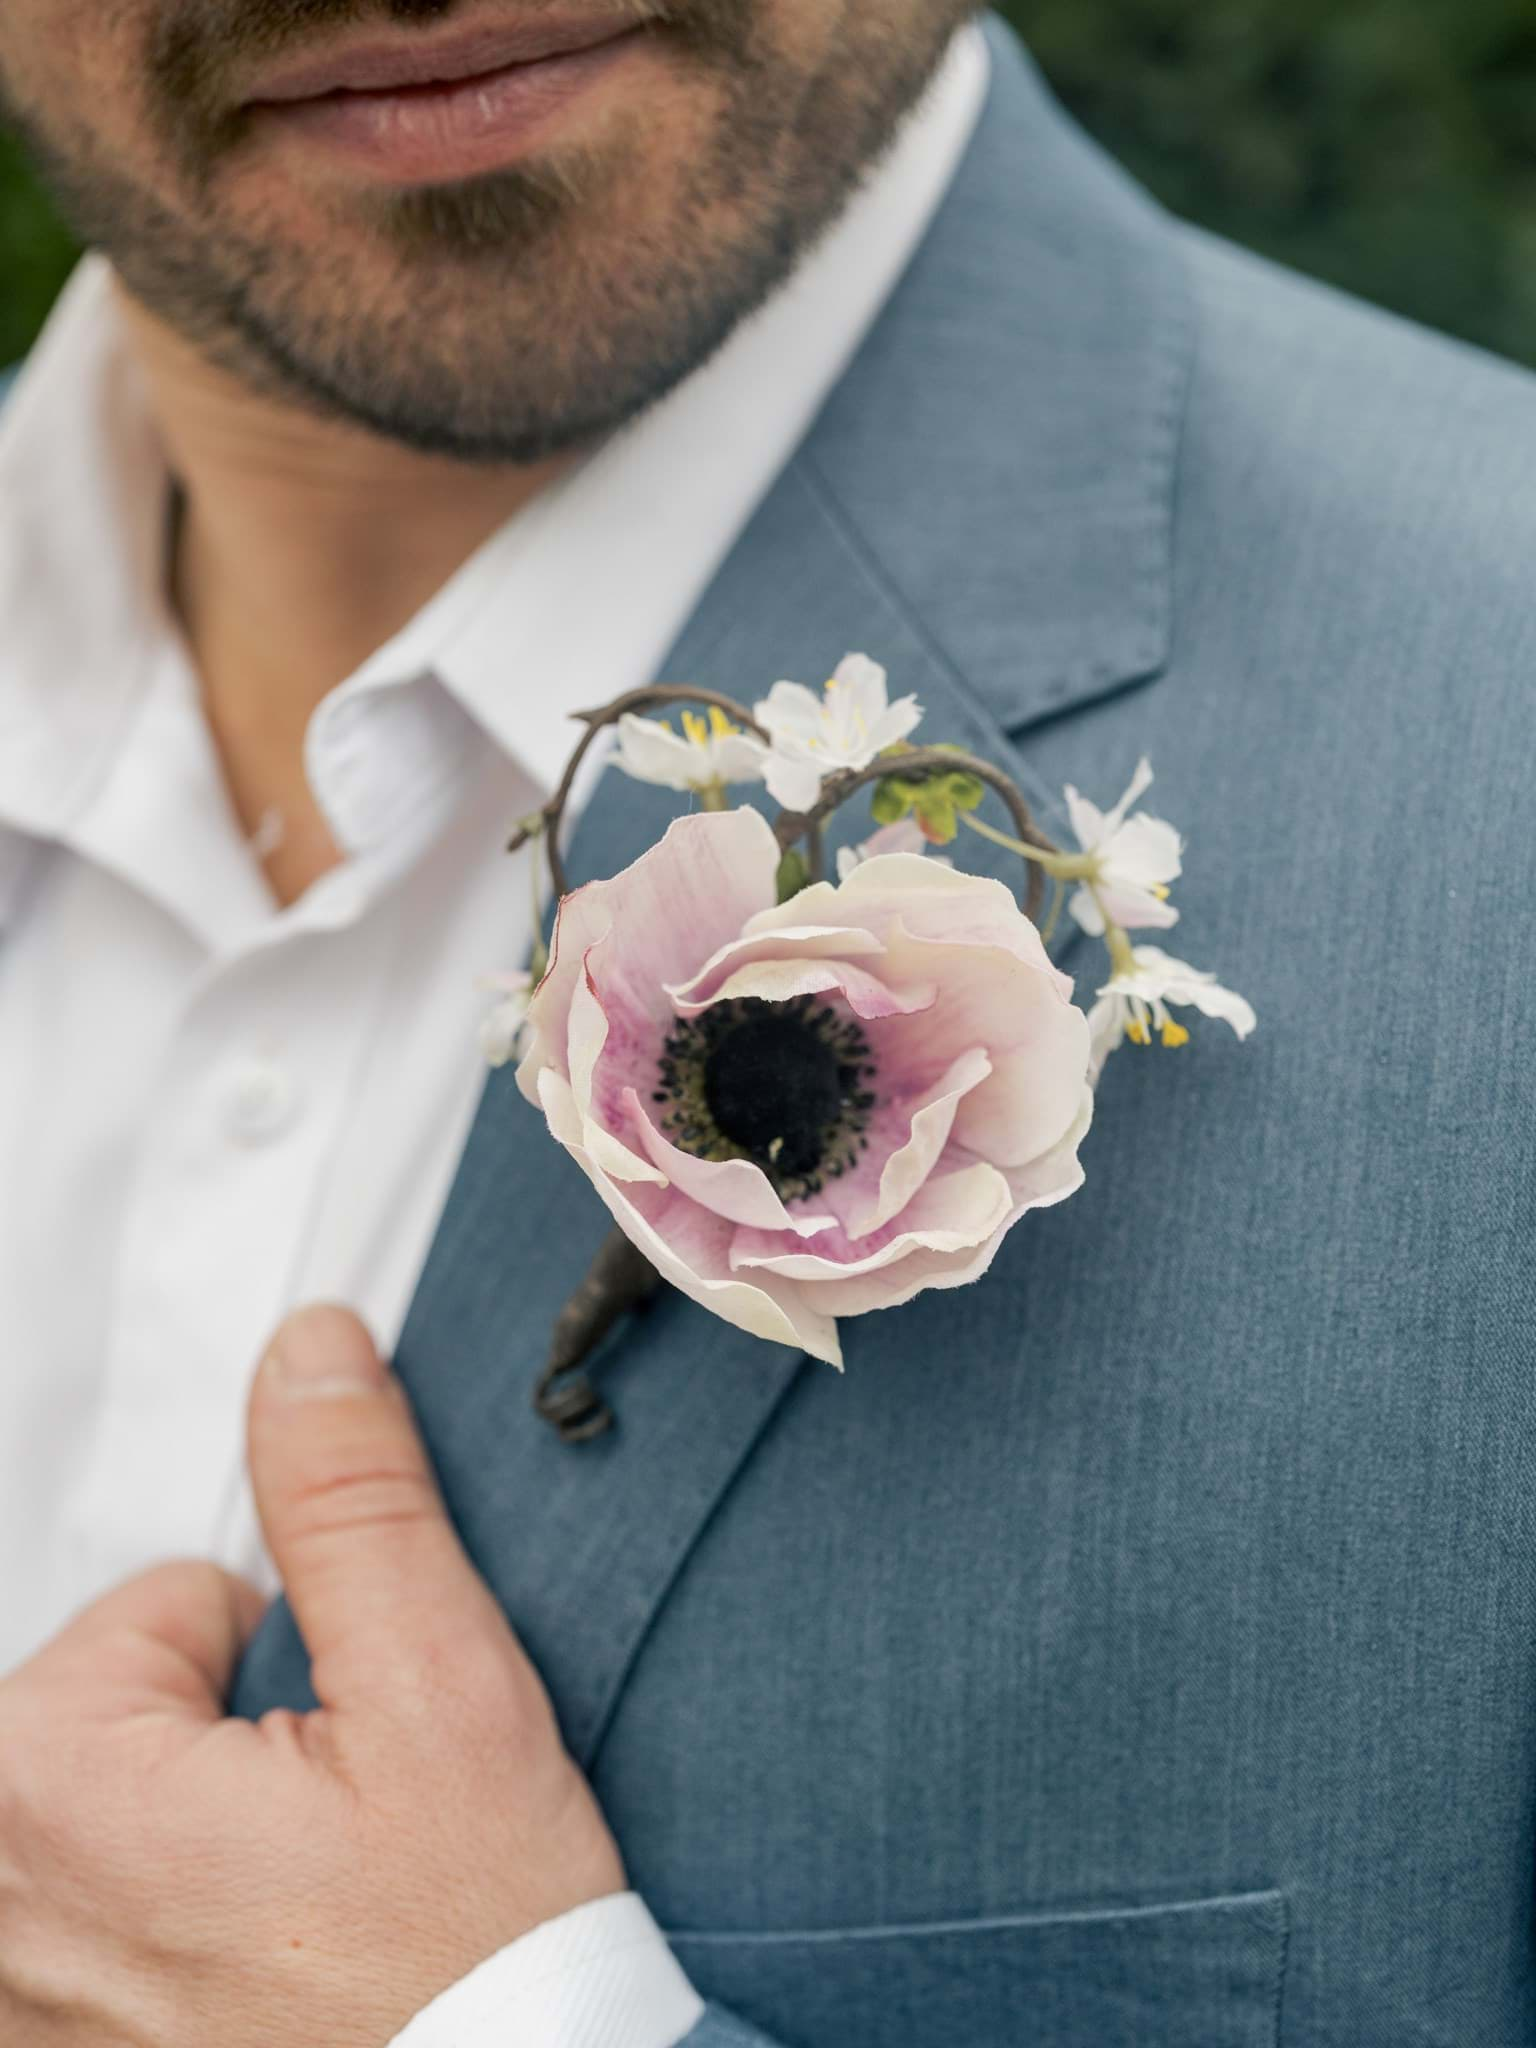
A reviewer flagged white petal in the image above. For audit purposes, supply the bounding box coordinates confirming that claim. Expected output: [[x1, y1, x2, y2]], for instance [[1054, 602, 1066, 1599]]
[[480, 998, 529, 1068], [615, 714, 699, 792], [1098, 943, 1186, 1000], [1094, 883, 1179, 933], [1086, 993, 1127, 1079], [1063, 783, 1107, 853], [1102, 811, 1183, 889], [763, 749, 826, 812], [866, 695, 925, 754], [830, 652, 889, 709], [1069, 885, 1106, 937], [1168, 977, 1257, 1039], [1100, 756, 1156, 838], [709, 731, 770, 785], [1099, 946, 1256, 1043], [754, 679, 830, 746]]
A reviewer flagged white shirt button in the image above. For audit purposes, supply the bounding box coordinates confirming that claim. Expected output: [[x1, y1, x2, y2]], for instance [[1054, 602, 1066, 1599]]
[[221, 1056, 299, 1144]]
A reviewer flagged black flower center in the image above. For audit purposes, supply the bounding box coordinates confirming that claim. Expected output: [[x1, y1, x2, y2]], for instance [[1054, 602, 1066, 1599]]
[[652, 995, 877, 1200], [705, 1010, 844, 1179]]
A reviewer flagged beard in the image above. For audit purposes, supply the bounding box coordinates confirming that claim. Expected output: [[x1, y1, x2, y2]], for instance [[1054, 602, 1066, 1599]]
[[0, 0, 977, 462]]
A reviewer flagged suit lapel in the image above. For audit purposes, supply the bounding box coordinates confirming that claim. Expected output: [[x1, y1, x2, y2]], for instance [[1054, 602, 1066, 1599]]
[[232, 22, 1195, 1754], [232, 451, 1072, 1758]]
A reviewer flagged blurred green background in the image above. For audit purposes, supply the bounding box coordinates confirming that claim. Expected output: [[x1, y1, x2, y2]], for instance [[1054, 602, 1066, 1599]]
[[5, 0, 1536, 369]]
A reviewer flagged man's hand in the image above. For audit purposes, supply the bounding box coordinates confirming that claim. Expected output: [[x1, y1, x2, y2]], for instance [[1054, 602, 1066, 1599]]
[[0, 1305, 626, 2046]]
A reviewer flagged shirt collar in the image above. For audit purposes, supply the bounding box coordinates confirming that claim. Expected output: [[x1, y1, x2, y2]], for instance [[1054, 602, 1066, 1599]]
[[0, 23, 988, 863], [0, 259, 172, 843]]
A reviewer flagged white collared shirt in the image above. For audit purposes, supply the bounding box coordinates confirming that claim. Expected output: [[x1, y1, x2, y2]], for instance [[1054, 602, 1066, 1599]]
[[0, 27, 987, 2048]]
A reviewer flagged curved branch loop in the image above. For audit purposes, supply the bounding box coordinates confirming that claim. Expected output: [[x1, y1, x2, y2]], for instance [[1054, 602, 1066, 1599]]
[[509, 686, 770, 902], [773, 747, 1057, 920]]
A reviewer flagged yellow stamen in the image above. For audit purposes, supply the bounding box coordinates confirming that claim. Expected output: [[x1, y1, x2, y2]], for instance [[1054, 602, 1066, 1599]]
[[1161, 1020, 1190, 1049], [1126, 1020, 1151, 1047], [681, 710, 710, 749], [708, 705, 737, 739], [1151, 883, 1171, 900]]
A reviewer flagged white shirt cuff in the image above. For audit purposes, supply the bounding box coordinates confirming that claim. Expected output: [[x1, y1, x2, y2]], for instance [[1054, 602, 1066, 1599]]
[[388, 1892, 705, 2048]]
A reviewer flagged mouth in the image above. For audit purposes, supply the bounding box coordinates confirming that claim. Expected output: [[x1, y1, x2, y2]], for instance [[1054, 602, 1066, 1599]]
[[242, 11, 657, 184]]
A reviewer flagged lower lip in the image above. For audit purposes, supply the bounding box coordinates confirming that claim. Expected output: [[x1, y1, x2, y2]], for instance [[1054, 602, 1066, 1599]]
[[250, 30, 645, 184]]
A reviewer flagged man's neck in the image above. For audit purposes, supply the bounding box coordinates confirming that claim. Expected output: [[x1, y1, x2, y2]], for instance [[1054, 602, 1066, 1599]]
[[116, 283, 570, 905]]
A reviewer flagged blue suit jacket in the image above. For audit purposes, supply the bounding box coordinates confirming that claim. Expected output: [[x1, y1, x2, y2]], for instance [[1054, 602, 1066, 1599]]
[[17, 17, 1536, 2044]]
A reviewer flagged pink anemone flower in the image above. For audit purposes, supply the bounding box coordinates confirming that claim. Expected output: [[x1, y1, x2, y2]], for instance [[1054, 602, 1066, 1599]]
[[517, 808, 1093, 1367]]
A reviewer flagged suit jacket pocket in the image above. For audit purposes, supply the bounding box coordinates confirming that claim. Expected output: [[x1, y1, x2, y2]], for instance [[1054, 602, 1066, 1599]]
[[668, 1888, 1288, 2048]]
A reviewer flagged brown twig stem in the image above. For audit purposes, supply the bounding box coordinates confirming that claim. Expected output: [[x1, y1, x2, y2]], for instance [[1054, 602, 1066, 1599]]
[[534, 1231, 662, 1443], [508, 685, 770, 902]]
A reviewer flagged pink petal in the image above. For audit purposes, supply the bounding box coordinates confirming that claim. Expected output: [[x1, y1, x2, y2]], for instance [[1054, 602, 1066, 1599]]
[[948, 1004, 1093, 1168], [676, 955, 936, 1024], [742, 856, 1074, 998], [565, 961, 671, 1185], [536, 1068, 842, 1366], [789, 1084, 1094, 1316], [669, 923, 885, 1007], [730, 1162, 1013, 1282], [517, 808, 779, 1106], [624, 1087, 835, 1239], [846, 1045, 991, 1237], [865, 924, 1081, 1075]]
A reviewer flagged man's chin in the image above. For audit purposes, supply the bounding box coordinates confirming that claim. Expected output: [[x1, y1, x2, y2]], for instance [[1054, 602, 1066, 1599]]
[[204, 279, 709, 464]]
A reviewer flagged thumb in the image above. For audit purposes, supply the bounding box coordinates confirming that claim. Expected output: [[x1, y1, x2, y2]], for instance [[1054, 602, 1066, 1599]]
[[248, 1304, 514, 1717]]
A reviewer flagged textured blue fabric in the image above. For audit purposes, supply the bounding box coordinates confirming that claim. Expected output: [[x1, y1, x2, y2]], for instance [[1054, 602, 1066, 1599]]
[[225, 16, 1536, 2044]]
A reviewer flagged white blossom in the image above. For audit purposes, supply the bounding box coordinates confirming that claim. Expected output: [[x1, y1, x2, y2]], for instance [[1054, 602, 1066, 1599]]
[[615, 707, 767, 796], [1088, 944, 1255, 1078], [1064, 756, 1183, 936], [755, 654, 923, 813], [834, 817, 934, 881], [479, 971, 536, 1068]]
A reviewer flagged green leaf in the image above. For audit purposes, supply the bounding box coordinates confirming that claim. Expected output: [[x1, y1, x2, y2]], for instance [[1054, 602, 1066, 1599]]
[[870, 778, 914, 826], [775, 847, 812, 904], [913, 790, 959, 845], [870, 764, 984, 846]]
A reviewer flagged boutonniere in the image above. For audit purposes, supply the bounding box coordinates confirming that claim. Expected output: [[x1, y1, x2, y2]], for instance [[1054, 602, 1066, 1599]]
[[486, 657, 1255, 1441]]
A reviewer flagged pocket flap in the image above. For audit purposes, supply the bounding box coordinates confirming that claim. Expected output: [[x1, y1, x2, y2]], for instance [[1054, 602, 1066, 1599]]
[[670, 1889, 1287, 2048]]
